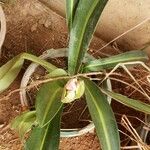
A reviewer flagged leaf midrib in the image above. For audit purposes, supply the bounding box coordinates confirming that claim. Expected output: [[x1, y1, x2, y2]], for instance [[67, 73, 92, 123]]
[[39, 125, 49, 150], [86, 54, 147, 69], [105, 90, 150, 114], [41, 87, 61, 126], [71, 0, 99, 72], [86, 85, 112, 150]]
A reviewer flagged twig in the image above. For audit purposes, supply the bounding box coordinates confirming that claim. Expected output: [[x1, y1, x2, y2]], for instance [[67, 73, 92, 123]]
[[0, 71, 104, 102], [121, 115, 150, 150], [93, 18, 150, 55], [108, 77, 149, 100]]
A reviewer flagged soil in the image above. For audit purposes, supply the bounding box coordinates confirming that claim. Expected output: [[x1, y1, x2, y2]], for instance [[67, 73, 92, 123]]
[[0, 0, 150, 150]]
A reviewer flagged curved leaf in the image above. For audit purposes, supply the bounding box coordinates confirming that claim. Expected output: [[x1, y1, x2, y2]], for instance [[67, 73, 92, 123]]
[[84, 50, 149, 72], [25, 107, 63, 150], [68, 0, 108, 75], [84, 78, 120, 150], [11, 111, 36, 139], [102, 89, 150, 114], [36, 80, 64, 127], [22, 53, 57, 72], [0, 55, 24, 93], [0, 52, 57, 93]]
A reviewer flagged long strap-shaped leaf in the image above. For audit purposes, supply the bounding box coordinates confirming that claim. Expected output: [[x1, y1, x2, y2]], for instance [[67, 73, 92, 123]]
[[36, 80, 64, 127], [22, 53, 56, 71], [66, 0, 79, 31], [25, 107, 63, 150], [102, 89, 150, 114], [68, 0, 108, 75], [84, 50, 149, 72], [84, 78, 120, 150], [0, 53, 57, 93]]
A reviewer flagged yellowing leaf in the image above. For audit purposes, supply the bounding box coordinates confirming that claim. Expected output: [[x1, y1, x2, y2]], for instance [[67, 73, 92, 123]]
[[0, 55, 24, 93], [11, 111, 36, 139]]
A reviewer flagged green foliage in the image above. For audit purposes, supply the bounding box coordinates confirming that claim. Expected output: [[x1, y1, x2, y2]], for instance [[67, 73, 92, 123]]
[[36, 81, 64, 127], [0, 52, 56, 93], [11, 111, 36, 139], [0, 54, 24, 93], [84, 78, 120, 150], [102, 89, 150, 114], [68, 0, 108, 75], [84, 50, 149, 72], [66, 0, 79, 31], [0, 0, 149, 150], [25, 107, 63, 150], [22, 53, 57, 72], [47, 68, 67, 77]]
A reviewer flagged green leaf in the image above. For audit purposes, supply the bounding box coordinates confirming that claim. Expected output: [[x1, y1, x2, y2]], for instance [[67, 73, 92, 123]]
[[68, 0, 108, 75], [84, 78, 120, 150], [0, 55, 24, 93], [47, 68, 67, 78], [0, 52, 57, 93], [66, 0, 79, 31], [22, 53, 57, 72], [102, 89, 150, 114], [84, 50, 149, 72], [25, 107, 63, 150], [36, 80, 64, 127], [11, 111, 36, 139]]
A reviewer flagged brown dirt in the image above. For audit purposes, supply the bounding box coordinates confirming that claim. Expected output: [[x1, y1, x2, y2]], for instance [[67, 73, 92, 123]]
[[0, 0, 150, 150]]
